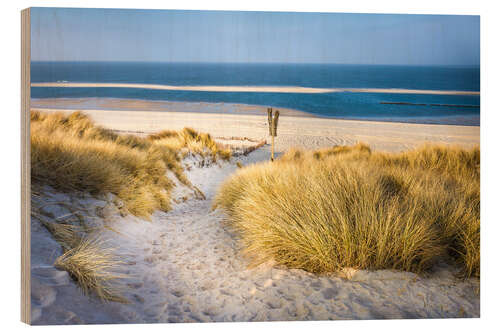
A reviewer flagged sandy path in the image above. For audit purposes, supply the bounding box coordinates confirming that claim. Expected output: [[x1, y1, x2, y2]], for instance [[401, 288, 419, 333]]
[[92, 151, 478, 323]]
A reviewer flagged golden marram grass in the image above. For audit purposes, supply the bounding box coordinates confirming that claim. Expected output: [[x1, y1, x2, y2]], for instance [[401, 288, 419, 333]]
[[31, 110, 231, 218], [213, 144, 480, 278], [54, 237, 128, 303]]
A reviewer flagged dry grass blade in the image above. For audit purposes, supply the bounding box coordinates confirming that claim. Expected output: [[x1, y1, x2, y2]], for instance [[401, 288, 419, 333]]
[[41, 221, 83, 251], [54, 237, 128, 303]]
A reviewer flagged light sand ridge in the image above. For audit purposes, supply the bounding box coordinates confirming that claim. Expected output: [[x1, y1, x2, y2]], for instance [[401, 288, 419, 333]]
[[31, 82, 480, 96]]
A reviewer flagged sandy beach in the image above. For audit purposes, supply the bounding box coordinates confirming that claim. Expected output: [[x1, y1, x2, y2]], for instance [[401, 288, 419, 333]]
[[29, 99, 480, 324], [31, 98, 479, 153]]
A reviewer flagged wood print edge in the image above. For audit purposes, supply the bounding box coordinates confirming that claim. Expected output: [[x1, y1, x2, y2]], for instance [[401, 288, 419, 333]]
[[21, 7, 31, 325]]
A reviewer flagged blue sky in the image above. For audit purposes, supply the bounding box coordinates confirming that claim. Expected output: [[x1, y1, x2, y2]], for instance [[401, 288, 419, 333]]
[[30, 8, 480, 65]]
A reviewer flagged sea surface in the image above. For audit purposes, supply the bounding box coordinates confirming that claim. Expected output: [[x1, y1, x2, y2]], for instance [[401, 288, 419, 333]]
[[31, 62, 480, 125]]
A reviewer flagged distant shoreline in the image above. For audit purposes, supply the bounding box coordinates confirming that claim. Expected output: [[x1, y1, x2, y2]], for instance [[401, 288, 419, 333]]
[[30, 97, 480, 126], [31, 82, 480, 96]]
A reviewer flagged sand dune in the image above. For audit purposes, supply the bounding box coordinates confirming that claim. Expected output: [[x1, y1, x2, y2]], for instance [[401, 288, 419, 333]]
[[31, 152, 480, 324], [31, 82, 480, 96]]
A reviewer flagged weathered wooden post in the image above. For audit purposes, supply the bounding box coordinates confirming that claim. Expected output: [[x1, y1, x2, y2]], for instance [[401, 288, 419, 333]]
[[267, 108, 279, 161], [267, 108, 273, 135]]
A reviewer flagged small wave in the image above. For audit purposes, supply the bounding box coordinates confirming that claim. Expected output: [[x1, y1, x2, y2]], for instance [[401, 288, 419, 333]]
[[380, 101, 480, 108]]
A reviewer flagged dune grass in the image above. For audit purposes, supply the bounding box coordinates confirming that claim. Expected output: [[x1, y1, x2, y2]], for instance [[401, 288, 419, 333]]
[[31, 110, 231, 218], [147, 128, 232, 162], [31, 190, 127, 302], [214, 144, 480, 278], [54, 237, 128, 303]]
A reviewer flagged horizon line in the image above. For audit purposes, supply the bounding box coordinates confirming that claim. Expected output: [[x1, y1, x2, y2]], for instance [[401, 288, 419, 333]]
[[30, 60, 481, 67]]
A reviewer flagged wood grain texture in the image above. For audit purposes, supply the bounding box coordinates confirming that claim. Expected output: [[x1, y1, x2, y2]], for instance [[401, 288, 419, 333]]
[[21, 7, 31, 325]]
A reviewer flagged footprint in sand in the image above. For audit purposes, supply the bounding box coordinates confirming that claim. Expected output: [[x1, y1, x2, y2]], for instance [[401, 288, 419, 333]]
[[31, 278, 57, 308], [144, 256, 157, 264], [322, 288, 339, 300], [266, 299, 283, 309], [133, 294, 145, 303], [202, 306, 220, 317], [32, 266, 71, 286], [200, 280, 216, 291], [171, 290, 184, 298], [220, 289, 235, 296], [127, 282, 144, 289], [309, 280, 323, 291]]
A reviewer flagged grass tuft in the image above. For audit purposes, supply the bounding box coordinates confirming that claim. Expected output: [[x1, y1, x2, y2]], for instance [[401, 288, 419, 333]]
[[54, 237, 128, 303], [214, 144, 480, 278], [41, 221, 83, 251], [147, 127, 232, 162], [31, 111, 230, 218]]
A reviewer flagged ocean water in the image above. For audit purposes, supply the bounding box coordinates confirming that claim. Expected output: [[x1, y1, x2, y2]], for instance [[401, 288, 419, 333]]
[[31, 62, 480, 125]]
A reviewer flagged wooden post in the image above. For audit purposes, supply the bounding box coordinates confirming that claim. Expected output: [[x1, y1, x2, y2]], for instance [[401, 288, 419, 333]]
[[268, 108, 273, 161], [270, 110, 279, 162], [267, 108, 273, 136], [273, 110, 280, 136], [267, 108, 280, 162], [271, 135, 275, 161]]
